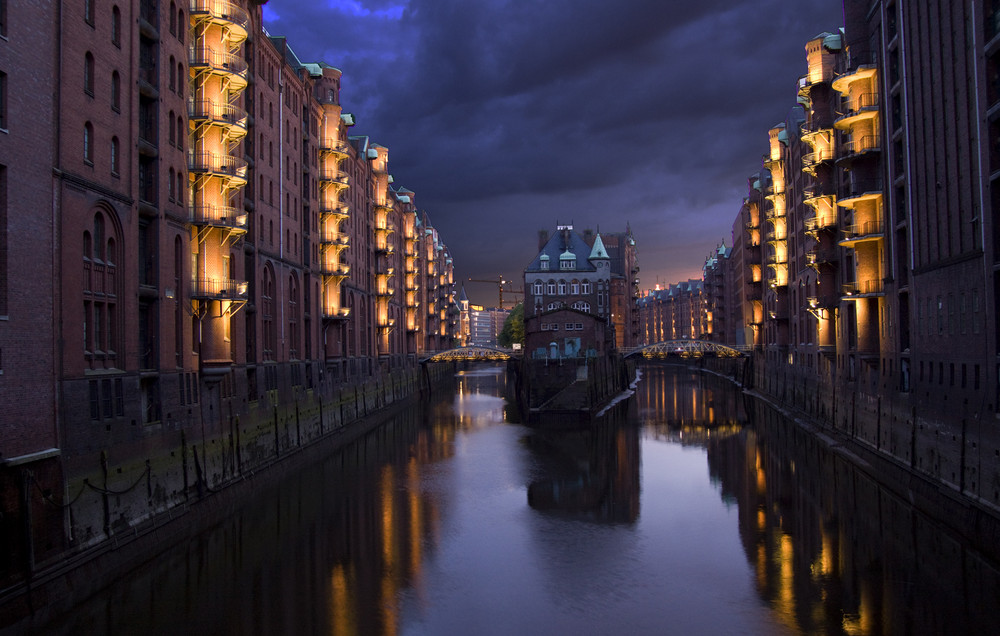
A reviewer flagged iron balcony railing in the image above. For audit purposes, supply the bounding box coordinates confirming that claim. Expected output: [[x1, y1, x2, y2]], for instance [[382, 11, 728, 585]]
[[804, 216, 837, 232], [188, 152, 248, 178], [842, 279, 884, 296], [322, 307, 351, 320], [320, 232, 350, 246], [319, 138, 351, 155], [841, 135, 881, 156], [840, 179, 882, 200], [189, 205, 247, 229], [188, 46, 248, 77], [320, 203, 350, 218], [191, 277, 248, 299], [318, 169, 350, 185], [189, 0, 251, 30], [321, 263, 350, 277], [188, 99, 248, 131], [842, 219, 885, 239]]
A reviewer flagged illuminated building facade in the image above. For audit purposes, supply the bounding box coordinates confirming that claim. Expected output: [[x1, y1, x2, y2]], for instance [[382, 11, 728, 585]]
[[0, 0, 459, 589], [715, 2, 1000, 509], [525, 224, 612, 320], [636, 280, 706, 344]]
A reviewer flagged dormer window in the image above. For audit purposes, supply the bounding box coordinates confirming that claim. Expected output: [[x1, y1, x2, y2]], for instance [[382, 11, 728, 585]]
[[560, 259, 574, 270]]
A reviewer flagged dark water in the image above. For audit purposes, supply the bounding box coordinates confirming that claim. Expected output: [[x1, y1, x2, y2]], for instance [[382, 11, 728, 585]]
[[23, 365, 1000, 635]]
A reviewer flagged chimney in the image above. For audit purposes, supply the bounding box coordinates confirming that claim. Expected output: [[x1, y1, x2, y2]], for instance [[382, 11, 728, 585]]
[[538, 230, 549, 250]]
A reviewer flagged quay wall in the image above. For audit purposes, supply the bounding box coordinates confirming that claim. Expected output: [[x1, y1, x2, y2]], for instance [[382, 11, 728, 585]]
[[0, 361, 455, 628], [700, 353, 1000, 559]]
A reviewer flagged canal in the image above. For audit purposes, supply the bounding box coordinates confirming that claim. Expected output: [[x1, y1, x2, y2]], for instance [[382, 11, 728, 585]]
[[21, 364, 1000, 635]]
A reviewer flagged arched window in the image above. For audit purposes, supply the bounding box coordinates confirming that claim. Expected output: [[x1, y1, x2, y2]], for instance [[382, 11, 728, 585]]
[[570, 280, 579, 295], [558, 280, 567, 295], [168, 111, 175, 145], [111, 6, 121, 46], [83, 122, 94, 163], [582, 281, 592, 294], [177, 115, 184, 149], [169, 1, 177, 35], [110, 136, 119, 175], [167, 167, 175, 201], [168, 56, 176, 91], [84, 0, 95, 25], [532, 281, 543, 295], [546, 281, 556, 295], [84, 52, 95, 95], [262, 264, 276, 360], [178, 7, 185, 43], [288, 274, 300, 359], [177, 61, 184, 96], [111, 71, 120, 111], [83, 209, 121, 368]]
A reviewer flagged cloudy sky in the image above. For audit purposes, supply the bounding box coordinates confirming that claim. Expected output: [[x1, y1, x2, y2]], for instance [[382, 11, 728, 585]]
[[262, 0, 844, 306]]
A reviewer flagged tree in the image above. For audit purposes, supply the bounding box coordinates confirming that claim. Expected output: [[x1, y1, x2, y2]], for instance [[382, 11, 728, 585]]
[[498, 303, 524, 348]]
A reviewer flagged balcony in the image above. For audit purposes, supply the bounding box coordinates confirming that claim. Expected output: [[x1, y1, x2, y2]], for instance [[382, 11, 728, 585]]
[[318, 169, 350, 187], [319, 137, 351, 157], [765, 252, 787, 266], [838, 179, 882, 208], [375, 241, 395, 255], [377, 285, 395, 297], [805, 247, 838, 268], [838, 135, 881, 163], [191, 277, 248, 300], [188, 47, 248, 87], [319, 230, 351, 247], [320, 203, 350, 219], [804, 215, 837, 235], [321, 263, 350, 277], [803, 185, 835, 208], [189, 0, 250, 43], [802, 150, 834, 172], [189, 204, 248, 230], [188, 152, 248, 185], [807, 293, 840, 310], [831, 50, 878, 94], [842, 279, 884, 298], [839, 220, 885, 247], [188, 99, 248, 135], [322, 307, 351, 321], [834, 93, 879, 128]]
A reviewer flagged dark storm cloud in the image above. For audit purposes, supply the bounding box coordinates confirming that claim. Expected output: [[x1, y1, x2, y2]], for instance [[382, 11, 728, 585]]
[[263, 0, 843, 304]]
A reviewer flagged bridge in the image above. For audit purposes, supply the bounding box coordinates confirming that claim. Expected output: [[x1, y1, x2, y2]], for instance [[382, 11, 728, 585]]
[[420, 345, 518, 364], [622, 340, 747, 359]]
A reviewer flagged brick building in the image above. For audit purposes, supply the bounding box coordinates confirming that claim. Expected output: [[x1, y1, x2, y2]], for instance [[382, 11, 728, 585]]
[[0, 0, 459, 587]]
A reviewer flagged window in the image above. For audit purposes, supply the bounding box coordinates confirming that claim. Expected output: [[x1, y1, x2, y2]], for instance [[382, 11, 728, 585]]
[[532, 281, 543, 295], [169, 1, 176, 35], [0, 165, 6, 316], [84, 52, 95, 95], [0, 0, 6, 37], [0, 71, 6, 129], [85, 0, 95, 26], [111, 137, 119, 175], [169, 56, 176, 91], [167, 167, 175, 201], [547, 282, 556, 295], [111, 71, 120, 111], [582, 281, 592, 294], [560, 258, 573, 270], [84, 122, 94, 163], [570, 281, 579, 295], [112, 6, 121, 46], [558, 281, 566, 295]]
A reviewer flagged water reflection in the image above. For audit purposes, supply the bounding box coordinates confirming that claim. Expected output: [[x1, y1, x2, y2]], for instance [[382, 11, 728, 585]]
[[21, 364, 1000, 635], [524, 406, 640, 524], [636, 364, 1000, 635]]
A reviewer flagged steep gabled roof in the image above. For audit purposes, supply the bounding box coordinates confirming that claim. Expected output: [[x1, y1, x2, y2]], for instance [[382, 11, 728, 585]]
[[525, 227, 600, 273]]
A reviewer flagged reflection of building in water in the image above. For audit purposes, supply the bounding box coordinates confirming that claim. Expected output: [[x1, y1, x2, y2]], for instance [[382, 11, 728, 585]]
[[526, 406, 640, 524], [705, 399, 1000, 635], [637, 365, 746, 446]]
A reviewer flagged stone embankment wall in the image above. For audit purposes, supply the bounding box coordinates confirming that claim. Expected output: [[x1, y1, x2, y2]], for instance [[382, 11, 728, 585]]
[[703, 352, 1000, 557], [0, 363, 454, 627]]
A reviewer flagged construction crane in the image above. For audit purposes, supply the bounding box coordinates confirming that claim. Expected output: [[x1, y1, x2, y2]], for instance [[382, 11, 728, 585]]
[[468, 276, 524, 310]]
